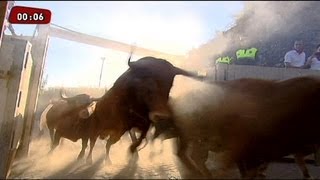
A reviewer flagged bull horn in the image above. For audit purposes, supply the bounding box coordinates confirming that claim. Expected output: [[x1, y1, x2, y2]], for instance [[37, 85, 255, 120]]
[[59, 89, 69, 100], [174, 67, 207, 81], [127, 44, 136, 67]]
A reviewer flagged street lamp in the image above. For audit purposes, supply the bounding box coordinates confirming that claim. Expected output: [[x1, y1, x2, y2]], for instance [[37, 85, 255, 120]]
[[99, 57, 106, 87]]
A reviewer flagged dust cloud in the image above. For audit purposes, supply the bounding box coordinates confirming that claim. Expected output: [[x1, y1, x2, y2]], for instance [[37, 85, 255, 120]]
[[169, 76, 225, 132], [9, 128, 181, 179], [169, 1, 314, 129], [182, 1, 312, 72]]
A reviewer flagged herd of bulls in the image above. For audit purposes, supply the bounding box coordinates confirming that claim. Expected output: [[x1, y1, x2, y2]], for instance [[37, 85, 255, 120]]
[[38, 54, 320, 179]]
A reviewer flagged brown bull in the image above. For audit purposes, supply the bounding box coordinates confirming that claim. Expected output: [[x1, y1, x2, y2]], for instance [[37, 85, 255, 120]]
[[41, 90, 101, 160], [40, 92, 140, 164], [162, 76, 320, 179]]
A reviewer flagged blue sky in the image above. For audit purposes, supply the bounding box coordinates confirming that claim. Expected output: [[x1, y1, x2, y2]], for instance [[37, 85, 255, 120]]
[[8, 1, 244, 88]]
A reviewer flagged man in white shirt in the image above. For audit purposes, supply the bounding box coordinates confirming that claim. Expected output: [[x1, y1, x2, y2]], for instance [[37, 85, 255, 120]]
[[284, 40, 307, 68]]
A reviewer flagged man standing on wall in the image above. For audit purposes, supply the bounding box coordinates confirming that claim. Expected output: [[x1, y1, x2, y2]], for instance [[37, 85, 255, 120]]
[[284, 40, 307, 69]]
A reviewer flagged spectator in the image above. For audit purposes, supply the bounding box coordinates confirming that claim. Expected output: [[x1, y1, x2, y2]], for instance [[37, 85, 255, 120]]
[[305, 44, 320, 70], [284, 40, 307, 68]]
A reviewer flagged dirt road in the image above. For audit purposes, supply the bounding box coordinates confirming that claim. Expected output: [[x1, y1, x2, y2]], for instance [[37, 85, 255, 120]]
[[8, 134, 320, 179]]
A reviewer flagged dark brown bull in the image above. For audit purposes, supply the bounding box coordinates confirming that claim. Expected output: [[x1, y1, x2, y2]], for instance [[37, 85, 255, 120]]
[[161, 76, 320, 179], [40, 93, 140, 163]]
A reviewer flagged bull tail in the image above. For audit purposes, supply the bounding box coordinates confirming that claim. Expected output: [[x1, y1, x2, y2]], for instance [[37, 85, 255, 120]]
[[39, 103, 54, 132]]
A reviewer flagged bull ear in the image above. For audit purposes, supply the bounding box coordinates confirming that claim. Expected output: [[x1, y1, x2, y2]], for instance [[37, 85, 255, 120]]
[[79, 102, 96, 118], [78, 109, 90, 119]]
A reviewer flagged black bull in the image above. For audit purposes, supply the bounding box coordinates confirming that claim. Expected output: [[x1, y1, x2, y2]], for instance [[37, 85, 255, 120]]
[[91, 56, 206, 163], [155, 76, 320, 179]]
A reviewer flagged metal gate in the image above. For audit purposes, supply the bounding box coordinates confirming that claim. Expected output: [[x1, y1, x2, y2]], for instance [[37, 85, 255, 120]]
[[0, 37, 33, 179]]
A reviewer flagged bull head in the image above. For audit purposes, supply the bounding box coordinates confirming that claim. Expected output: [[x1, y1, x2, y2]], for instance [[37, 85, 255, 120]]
[[59, 89, 102, 105]]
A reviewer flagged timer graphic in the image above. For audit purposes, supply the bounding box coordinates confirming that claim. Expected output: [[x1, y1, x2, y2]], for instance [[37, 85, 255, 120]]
[[8, 6, 52, 24]]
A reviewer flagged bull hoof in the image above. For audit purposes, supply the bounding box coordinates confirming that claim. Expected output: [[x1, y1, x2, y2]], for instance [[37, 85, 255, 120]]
[[129, 145, 137, 153], [47, 150, 53, 156]]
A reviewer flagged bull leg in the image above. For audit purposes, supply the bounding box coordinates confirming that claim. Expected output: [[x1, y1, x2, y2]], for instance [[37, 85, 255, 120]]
[[147, 132, 161, 160], [77, 138, 88, 160], [177, 138, 194, 170], [129, 129, 138, 143], [86, 136, 98, 165], [129, 129, 147, 153], [256, 162, 268, 178], [129, 129, 149, 151], [237, 161, 247, 178], [48, 127, 55, 146], [37, 129, 44, 139], [237, 161, 268, 179], [294, 153, 312, 179], [189, 142, 211, 178], [177, 139, 209, 178], [313, 144, 320, 166], [105, 134, 122, 165], [148, 129, 161, 159], [237, 160, 263, 179], [48, 131, 61, 154], [138, 125, 157, 152]]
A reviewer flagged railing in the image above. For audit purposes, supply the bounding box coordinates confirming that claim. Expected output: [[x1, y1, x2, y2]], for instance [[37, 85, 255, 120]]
[[208, 64, 320, 81]]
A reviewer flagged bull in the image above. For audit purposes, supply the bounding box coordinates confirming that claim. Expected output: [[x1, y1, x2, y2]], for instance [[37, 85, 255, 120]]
[[89, 55, 206, 164], [39, 90, 101, 160], [39, 92, 144, 163], [157, 76, 320, 179]]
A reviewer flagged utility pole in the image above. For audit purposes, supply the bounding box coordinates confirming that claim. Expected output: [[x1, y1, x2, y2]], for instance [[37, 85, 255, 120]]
[[99, 57, 106, 87]]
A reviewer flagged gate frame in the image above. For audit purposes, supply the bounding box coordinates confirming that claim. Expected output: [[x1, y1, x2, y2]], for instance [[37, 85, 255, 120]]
[[15, 23, 186, 159]]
